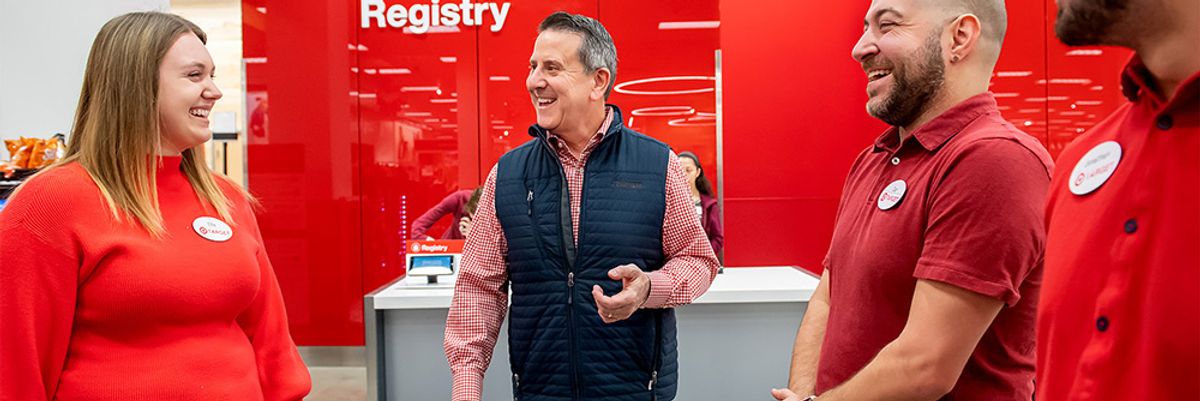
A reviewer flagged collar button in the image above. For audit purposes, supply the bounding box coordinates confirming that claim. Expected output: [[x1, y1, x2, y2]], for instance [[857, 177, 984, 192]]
[[1156, 114, 1173, 131]]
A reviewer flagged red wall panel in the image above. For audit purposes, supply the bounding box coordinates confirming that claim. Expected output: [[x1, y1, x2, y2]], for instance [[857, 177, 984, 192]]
[[718, 1, 886, 270], [601, 0, 722, 193], [716, 0, 1125, 272], [243, 0, 363, 345]]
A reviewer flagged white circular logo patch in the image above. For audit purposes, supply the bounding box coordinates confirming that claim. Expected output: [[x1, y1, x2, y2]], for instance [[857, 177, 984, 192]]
[[877, 180, 907, 210], [1069, 141, 1122, 196], [192, 217, 233, 242], [412, 243, 420, 253]]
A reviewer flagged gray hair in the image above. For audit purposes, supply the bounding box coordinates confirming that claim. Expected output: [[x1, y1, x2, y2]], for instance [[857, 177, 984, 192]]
[[538, 11, 618, 99]]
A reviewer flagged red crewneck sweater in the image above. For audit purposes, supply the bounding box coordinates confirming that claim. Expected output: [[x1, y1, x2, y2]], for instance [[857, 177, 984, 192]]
[[0, 157, 310, 401]]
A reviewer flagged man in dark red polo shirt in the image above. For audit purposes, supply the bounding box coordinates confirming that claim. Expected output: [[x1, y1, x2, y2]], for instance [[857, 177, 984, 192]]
[[771, 1, 1052, 400], [1037, 1, 1200, 399]]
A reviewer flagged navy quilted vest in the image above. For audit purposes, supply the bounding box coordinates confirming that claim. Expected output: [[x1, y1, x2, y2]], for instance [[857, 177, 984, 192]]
[[494, 106, 678, 401]]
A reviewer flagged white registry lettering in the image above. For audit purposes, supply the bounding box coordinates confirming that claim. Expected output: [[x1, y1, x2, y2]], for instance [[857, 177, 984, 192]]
[[361, 0, 511, 33]]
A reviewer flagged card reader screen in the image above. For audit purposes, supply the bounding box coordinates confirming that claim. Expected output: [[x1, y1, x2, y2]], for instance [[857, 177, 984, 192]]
[[409, 255, 455, 278], [411, 255, 453, 269]]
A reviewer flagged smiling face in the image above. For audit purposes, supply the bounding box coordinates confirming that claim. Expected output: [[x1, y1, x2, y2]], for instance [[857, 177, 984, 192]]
[[852, 0, 947, 128], [156, 32, 221, 155], [526, 29, 607, 135]]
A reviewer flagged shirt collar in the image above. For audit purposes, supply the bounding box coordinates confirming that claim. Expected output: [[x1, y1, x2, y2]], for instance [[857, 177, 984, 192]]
[[547, 106, 614, 151], [1119, 53, 1200, 112], [873, 92, 998, 153]]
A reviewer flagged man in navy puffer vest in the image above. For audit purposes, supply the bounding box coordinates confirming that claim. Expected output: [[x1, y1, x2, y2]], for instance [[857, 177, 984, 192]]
[[444, 11, 720, 401]]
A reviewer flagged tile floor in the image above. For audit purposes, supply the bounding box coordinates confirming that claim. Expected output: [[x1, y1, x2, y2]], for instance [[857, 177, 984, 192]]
[[308, 367, 367, 401]]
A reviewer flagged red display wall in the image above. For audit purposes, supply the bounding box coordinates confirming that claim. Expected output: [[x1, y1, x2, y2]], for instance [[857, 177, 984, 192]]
[[244, 0, 720, 345], [243, 0, 1129, 345], [718, 0, 1129, 270]]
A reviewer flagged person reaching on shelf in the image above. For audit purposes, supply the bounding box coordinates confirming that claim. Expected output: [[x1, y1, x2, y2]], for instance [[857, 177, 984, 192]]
[[410, 187, 481, 240]]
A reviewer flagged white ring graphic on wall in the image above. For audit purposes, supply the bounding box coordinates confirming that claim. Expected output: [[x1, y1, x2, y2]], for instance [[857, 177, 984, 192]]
[[613, 76, 716, 95], [631, 106, 696, 116], [668, 115, 716, 127]]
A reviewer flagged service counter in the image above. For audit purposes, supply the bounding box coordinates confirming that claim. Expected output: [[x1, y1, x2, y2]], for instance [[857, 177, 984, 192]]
[[364, 266, 819, 400]]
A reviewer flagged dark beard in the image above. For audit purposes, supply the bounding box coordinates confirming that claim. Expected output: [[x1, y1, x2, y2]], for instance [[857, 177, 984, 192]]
[[1055, 0, 1130, 46], [868, 32, 945, 128]]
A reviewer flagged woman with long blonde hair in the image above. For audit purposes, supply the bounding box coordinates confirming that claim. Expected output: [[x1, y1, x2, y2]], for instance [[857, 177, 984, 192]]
[[0, 12, 310, 400]]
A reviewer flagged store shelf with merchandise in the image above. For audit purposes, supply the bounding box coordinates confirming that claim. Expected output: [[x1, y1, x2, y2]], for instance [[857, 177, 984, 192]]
[[2, 134, 66, 204]]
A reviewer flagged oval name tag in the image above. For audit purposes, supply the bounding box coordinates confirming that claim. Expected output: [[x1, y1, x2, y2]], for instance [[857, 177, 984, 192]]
[[1069, 141, 1122, 196], [877, 179, 907, 210], [192, 217, 233, 242]]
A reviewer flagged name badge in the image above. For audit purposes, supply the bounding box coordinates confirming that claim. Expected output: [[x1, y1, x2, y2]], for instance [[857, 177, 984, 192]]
[[877, 180, 907, 210], [1069, 141, 1122, 196], [192, 217, 233, 242]]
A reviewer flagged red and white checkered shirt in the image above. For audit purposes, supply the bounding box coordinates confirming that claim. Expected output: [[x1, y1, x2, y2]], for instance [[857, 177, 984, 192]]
[[444, 108, 720, 401]]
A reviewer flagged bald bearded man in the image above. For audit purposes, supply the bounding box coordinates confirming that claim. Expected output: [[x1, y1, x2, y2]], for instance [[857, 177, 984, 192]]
[[772, 0, 1052, 400]]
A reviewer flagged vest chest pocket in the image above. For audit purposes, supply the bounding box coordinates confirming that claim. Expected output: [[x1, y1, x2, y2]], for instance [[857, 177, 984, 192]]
[[495, 179, 548, 278], [516, 184, 546, 277], [610, 179, 644, 189], [578, 172, 666, 258]]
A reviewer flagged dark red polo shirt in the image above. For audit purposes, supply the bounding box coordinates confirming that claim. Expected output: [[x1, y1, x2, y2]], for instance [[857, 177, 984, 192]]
[[1037, 56, 1200, 401], [818, 93, 1053, 399]]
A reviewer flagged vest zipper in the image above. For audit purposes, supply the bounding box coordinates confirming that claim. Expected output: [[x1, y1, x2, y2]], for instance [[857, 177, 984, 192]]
[[649, 312, 663, 400], [527, 190, 533, 215], [556, 163, 581, 401], [536, 129, 583, 400], [567, 271, 580, 400], [512, 373, 520, 401]]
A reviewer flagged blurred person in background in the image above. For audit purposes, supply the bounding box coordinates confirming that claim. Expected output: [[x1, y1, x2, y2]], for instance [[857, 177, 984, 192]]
[[677, 151, 723, 255], [410, 187, 482, 240]]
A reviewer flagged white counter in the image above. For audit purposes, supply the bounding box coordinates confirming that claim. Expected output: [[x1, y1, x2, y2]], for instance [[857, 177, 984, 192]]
[[364, 266, 820, 401], [370, 266, 818, 310]]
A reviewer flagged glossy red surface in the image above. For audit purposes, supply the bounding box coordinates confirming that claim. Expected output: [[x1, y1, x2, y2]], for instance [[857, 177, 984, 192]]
[[244, 0, 1128, 344], [1042, 1, 1131, 157], [719, 0, 1129, 272], [242, 0, 363, 345], [245, 0, 719, 345], [719, 0, 886, 271]]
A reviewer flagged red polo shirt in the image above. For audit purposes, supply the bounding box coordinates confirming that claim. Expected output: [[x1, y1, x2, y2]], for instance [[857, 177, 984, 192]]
[[1037, 56, 1200, 400], [818, 93, 1053, 399]]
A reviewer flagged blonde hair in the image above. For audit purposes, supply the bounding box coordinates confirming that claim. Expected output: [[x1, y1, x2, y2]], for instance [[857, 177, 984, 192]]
[[30, 12, 246, 237]]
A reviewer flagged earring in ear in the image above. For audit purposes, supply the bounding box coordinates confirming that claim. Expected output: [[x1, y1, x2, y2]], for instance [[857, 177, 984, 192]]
[[951, 55, 961, 62]]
